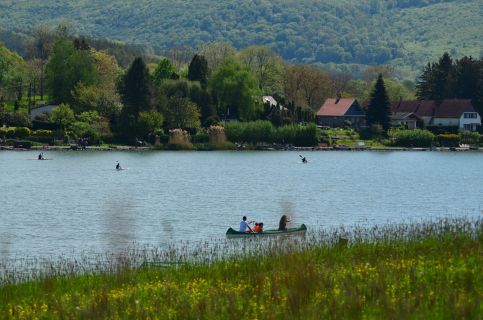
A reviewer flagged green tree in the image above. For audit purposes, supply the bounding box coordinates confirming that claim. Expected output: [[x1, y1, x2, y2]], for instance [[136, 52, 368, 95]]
[[119, 57, 153, 138], [198, 42, 236, 74], [50, 103, 75, 129], [152, 58, 177, 86], [137, 110, 164, 139], [415, 63, 435, 100], [366, 74, 391, 131], [239, 46, 284, 95], [190, 84, 218, 127], [433, 52, 453, 101], [187, 54, 208, 88], [71, 82, 100, 114], [165, 96, 200, 129], [209, 60, 262, 120], [45, 38, 98, 104], [26, 24, 54, 100]]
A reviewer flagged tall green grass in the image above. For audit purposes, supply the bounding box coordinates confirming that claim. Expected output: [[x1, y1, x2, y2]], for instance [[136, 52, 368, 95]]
[[0, 217, 481, 319]]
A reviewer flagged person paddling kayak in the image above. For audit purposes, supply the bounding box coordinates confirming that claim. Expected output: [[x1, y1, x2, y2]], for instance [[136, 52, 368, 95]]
[[299, 155, 307, 163], [38, 152, 44, 160], [116, 162, 122, 170]]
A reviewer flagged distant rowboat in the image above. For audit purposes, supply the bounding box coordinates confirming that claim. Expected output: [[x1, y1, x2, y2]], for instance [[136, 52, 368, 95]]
[[226, 224, 307, 238]]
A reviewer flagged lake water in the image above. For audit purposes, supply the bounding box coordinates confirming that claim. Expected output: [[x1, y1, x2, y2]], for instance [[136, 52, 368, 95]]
[[0, 150, 482, 259]]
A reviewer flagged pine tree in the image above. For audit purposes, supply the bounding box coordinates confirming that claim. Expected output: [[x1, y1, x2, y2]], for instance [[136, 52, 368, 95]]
[[187, 54, 208, 88], [119, 57, 153, 138], [433, 52, 452, 101], [415, 63, 435, 100], [366, 74, 391, 131]]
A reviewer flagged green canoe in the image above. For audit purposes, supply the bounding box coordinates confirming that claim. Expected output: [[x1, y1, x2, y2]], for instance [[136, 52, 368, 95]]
[[226, 224, 307, 238]]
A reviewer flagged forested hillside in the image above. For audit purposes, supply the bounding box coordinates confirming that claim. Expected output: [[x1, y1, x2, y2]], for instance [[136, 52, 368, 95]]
[[0, 0, 481, 77]]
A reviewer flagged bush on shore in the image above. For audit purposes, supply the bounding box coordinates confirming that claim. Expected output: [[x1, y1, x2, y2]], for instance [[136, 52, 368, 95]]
[[389, 129, 435, 147], [225, 121, 319, 146]]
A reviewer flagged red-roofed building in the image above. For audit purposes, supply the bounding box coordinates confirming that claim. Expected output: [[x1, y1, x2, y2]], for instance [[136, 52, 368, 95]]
[[316, 98, 366, 128], [391, 99, 481, 131]]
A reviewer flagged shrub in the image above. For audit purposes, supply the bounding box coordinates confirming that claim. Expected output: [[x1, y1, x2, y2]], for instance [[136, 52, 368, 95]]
[[274, 124, 319, 146], [6, 139, 32, 149], [1, 127, 16, 138], [14, 127, 31, 138], [224, 121, 319, 146], [208, 125, 226, 143], [33, 129, 54, 137], [4, 112, 32, 128], [459, 131, 480, 145], [389, 129, 434, 147], [437, 134, 460, 147], [169, 129, 191, 144], [166, 142, 194, 150], [192, 129, 209, 143], [225, 120, 274, 143]]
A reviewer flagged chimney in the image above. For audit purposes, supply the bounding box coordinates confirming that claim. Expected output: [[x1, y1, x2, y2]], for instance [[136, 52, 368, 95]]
[[335, 92, 341, 104]]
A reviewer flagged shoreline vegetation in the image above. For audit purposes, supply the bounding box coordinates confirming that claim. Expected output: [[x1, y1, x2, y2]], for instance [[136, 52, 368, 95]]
[[1, 217, 481, 318], [1, 145, 482, 152]]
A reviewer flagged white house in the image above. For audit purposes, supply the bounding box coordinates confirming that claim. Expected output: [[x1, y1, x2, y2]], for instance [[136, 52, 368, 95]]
[[391, 99, 481, 131]]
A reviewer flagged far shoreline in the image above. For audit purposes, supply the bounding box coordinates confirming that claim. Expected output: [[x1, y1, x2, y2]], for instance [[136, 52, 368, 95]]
[[1, 145, 482, 152]]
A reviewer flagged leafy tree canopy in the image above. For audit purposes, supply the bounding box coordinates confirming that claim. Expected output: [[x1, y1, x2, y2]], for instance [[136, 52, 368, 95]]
[[209, 59, 262, 120]]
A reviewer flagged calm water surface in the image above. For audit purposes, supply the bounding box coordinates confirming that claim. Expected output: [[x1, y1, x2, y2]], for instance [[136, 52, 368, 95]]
[[1, 150, 482, 259]]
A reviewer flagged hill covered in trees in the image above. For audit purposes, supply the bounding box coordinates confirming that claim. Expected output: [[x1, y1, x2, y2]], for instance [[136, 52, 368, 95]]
[[0, 0, 481, 78]]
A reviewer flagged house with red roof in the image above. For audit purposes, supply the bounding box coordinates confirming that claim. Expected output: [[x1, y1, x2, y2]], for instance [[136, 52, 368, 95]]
[[391, 99, 481, 131], [316, 98, 366, 128]]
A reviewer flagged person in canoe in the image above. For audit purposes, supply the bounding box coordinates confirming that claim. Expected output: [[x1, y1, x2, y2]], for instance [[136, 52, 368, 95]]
[[38, 152, 44, 160], [279, 215, 291, 231], [116, 162, 121, 170], [239, 216, 253, 232], [254, 222, 264, 232]]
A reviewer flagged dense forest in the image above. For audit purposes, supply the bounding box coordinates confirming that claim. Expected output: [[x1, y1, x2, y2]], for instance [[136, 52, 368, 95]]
[[0, 0, 481, 78]]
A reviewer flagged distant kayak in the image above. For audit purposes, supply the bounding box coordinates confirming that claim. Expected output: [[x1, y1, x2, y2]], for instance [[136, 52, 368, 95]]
[[226, 224, 307, 238], [27, 158, 53, 160]]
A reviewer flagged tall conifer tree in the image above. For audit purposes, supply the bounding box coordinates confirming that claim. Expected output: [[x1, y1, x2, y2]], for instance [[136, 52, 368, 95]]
[[188, 54, 208, 88], [119, 57, 153, 138], [366, 74, 391, 131]]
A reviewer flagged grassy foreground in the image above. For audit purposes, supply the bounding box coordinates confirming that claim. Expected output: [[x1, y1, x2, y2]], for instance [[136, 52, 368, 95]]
[[1, 219, 482, 319]]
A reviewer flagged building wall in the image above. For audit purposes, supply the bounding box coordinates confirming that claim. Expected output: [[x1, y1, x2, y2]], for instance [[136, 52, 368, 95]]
[[317, 116, 365, 128], [459, 113, 481, 130], [431, 118, 459, 127]]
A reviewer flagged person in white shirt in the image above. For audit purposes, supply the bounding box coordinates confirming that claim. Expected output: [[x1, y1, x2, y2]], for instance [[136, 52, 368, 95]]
[[239, 216, 252, 232]]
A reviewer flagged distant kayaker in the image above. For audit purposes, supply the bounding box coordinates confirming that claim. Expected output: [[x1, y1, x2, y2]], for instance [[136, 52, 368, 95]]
[[38, 153, 44, 160], [239, 216, 252, 232], [279, 215, 291, 231], [116, 162, 121, 170], [301, 156, 307, 163]]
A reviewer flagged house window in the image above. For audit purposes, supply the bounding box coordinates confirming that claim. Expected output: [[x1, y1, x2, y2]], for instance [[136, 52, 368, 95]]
[[464, 113, 477, 119], [464, 124, 475, 131]]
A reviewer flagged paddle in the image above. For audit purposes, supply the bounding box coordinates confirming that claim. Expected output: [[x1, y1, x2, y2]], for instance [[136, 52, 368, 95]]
[[247, 220, 255, 233]]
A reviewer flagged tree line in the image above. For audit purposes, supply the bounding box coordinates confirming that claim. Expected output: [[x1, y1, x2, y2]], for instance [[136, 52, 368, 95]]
[[1, 24, 481, 146]]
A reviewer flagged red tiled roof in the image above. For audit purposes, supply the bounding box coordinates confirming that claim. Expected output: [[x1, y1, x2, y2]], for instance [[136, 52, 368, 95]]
[[317, 98, 356, 116], [391, 99, 477, 119]]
